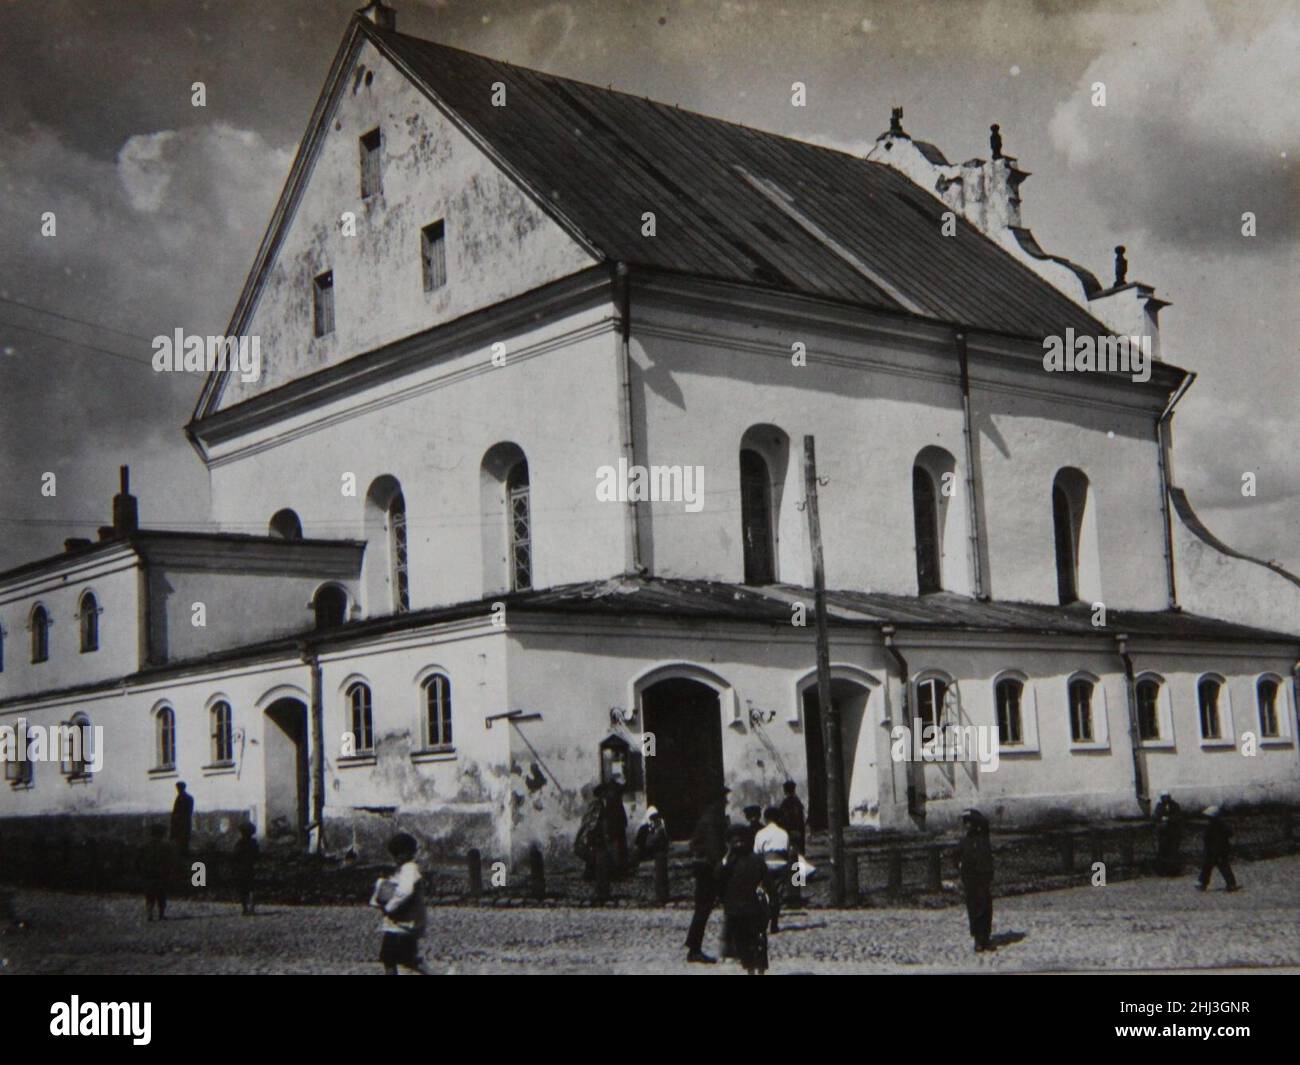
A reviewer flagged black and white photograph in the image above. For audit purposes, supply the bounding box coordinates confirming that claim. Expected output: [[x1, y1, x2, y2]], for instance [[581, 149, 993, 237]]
[[0, 0, 1296, 1020]]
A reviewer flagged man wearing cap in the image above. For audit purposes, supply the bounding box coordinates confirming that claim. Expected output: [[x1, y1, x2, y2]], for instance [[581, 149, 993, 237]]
[[1196, 806, 1239, 892], [957, 808, 995, 952], [1153, 791, 1183, 876], [685, 786, 731, 963]]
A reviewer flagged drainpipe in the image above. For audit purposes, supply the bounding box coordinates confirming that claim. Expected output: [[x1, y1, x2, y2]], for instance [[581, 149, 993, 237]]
[[614, 262, 644, 576], [1156, 371, 1196, 611], [1115, 634, 1149, 813], [1292, 660, 1300, 764], [300, 643, 326, 855], [954, 332, 988, 600], [882, 626, 918, 816]]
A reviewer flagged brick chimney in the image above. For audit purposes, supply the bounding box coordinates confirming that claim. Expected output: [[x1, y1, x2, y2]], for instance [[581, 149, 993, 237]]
[[357, 1, 396, 30]]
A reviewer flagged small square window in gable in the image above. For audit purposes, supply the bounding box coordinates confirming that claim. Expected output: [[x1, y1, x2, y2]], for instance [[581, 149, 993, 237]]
[[422, 219, 447, 292], [360, 128, 382, 198], [313, 271, 335, 337]]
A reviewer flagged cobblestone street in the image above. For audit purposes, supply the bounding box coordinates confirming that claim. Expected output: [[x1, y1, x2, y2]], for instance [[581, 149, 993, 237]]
[[5, 855, 1299, 975]]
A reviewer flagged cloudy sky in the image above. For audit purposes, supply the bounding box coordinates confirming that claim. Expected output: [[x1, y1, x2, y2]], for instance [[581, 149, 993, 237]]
[[1, 0, 1295, 575]]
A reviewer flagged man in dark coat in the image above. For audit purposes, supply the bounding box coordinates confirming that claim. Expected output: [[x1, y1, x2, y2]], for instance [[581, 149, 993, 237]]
[[957, 808, 995, 952], [1153, 791, 1183, 876], [604, 781, 630, 877], [717, 824, 770, 974], [170, 781, 195, 855], [1196, 806, 1239, 891], [576, 784, 613, 903], [777, 781, 807, 856], [685, 786, 730, 963], [138, 824, 174, 921]]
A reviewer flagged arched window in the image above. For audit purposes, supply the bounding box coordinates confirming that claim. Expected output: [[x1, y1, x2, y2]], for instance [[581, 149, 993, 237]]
[[62, 713, 93, 778], [915, 675, 950, 732], [364, 476, 409, 614], [422, 673, 453, 749], [1052, 468, 1089, 605], [1257, 676, 1281, 738], [1198, 676, 1223, 740], [347, 682, 374, 754], [1069, 677, 1095, 742], [210, 700, 234, 764], [995, 677, 1024, 745], [269, 508, 303, 540], [79, 592, 99, 653], [740, 449, 775, 584], [912, 466, 941, 594], [30, 604, 50, 663], [156, 706, 177, 770], [313, 585, 348, 630], [1136, 677, 1161, 741], [3, 721, 32, 785], [506, 460, 532, 592]]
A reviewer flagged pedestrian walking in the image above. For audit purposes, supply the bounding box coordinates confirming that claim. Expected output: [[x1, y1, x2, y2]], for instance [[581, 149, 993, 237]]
[[777, 780, 807, 905], [1196, 806, 1239, 892], [753, 806, 790, 933], [685, 786, 729, 964], [138, 824, 174, 922], [717, 824, 770, 975], [369, 831, 430, 974], [1153, 791, 1183, 876], [575, 783, 613, 904], [231, 822, 260, 916], [957, 808, 994, 952], [170, 781, 194, 856]]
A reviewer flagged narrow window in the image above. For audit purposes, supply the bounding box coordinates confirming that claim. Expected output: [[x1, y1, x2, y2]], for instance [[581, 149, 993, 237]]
[[422, 673, 453, 748], [1052, 483, 1078, 604], [313, 271, 335, 337], [360, 128, 382, 198], [422, 219, 447, 291], [389, 493, 410, 612], [916, 677, 949, 733], [62, 714, 93, 778], [210, 701, 234, 764], [0, 624, 5, 672], [31, 605, 50, 663], [507, 460, 532, 592], [313, 585, 348, 630], [913, 466, 941, 594], [4, 723, 33, 786], [1069, 678, 1095, 742], [348, 682, 374, 754], [1136, 678, 1161, 741], [156, 707, 176, 770], [1257, 677, 1280, 738], [79, 592, 99, 653], [740, 449, 775, 584], [995, 678, 1024, 745], [1198, 678, 1222, 740]]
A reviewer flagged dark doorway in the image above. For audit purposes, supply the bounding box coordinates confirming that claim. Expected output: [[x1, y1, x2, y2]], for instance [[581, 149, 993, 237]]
[[801, 681, 872, 831], [641, 677, 725, 840], [264, 699, 309, 843]]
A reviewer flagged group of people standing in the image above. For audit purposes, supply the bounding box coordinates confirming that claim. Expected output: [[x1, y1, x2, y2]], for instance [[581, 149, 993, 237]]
[[1153, 791, 1239, 891]]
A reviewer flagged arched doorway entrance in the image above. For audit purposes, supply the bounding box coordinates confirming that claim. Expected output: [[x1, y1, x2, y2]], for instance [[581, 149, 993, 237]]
[[640, 677, 725, 840], [263, 698, 309, 843], [801, 677, 875, 830]]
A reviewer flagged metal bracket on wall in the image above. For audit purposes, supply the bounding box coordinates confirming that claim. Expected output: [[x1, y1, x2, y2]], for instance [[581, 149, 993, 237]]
[[484, 709, 543, 730]]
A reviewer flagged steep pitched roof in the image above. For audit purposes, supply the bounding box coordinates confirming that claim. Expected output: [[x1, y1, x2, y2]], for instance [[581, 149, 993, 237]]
[[368, 22, 1113, 341]]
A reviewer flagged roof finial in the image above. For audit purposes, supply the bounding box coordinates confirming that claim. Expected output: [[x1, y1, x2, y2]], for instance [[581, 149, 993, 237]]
[[1114, 245, 1128, 286], [990, 123, 1002, 160], [889, 106, 905, 137], [357, 1, 396, 31]]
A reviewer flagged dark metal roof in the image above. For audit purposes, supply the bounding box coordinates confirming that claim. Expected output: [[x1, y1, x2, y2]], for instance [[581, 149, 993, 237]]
[[371, 25, 1114, 342]]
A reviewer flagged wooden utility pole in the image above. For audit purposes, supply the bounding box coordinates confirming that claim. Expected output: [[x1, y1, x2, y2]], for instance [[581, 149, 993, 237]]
[[803, 435, 846, 906]]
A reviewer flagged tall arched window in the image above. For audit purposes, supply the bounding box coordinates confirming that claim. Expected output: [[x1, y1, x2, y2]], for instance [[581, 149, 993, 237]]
[[62, 712, 93, 778], [1136, 677, 1161, 741], [915, 675, 950, 732], [506, 460, 532, 592], [1198, 676, 1223, 740], [1052, 468, 1090, 605], [1257, 676, 1281, 738], [79, 592, 99, 653], [347, 682, 374, 754], [210, 700, 234, 764], [364, 476, 409, 614], [156, 706, 176, 770], [912, 466, 941, 594], [740, 449, 775, 584], [421, 673, 453, 749], [1069, 676, 1095, 742], [995, 677, 1024, 745], [269, 508, 303, 540], [30, 604, 50, 663], [313, 584, 348, 630]]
